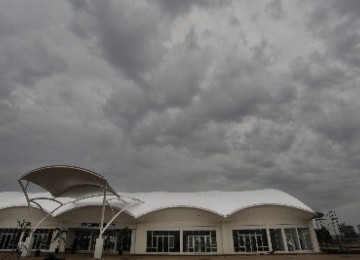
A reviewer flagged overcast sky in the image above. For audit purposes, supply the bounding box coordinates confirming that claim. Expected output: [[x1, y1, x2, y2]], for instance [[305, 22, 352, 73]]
[[0, 0, 359, 225]]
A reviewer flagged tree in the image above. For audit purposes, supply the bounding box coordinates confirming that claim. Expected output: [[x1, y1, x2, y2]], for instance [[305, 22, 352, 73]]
[[339, 223, 357, 242], [316, 227, 332, 246], [17, 219, 31, 242]]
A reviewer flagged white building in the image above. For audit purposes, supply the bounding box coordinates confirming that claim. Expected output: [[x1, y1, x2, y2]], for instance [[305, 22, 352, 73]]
[[0, 166, 320, 256]]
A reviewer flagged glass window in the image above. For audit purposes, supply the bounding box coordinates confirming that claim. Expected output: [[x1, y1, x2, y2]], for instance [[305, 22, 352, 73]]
[[269, 228, 285, 251], [297, 228, 313, 250], [103, 230, 116, 252], [146, 231, 180, 253], [0, 229, 53, 251], [0, 229, 21, 250], [32, 229, 54, 250], [284, 228, 300, 251], [73, 229, 94, 251], [116, 228, 132, 252], [233, 229, 269, 252], [183, 230, 217, 253], [71, 228, 130, 253]]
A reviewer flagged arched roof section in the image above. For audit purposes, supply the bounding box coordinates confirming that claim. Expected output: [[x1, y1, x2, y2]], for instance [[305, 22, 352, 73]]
[[135, 205, 225, 218], [51, 195, 133, 217], [0, 192, 53, 212], [223, 189, 315, 217], [121, 192, 228, 218], [0, 192, 138, 218], [118, 189, 315, 218], [0, 189, 315, 219], [227, 203, 316, 218], [19, 165, 118, 198]]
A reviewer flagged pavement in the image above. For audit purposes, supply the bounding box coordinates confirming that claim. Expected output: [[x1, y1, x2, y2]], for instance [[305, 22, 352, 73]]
[[1, 252, 360, 260]]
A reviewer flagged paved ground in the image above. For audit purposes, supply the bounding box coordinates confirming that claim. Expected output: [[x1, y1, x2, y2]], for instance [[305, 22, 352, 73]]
[[102, 254, 359, 260], [1, 253, 360, 260]]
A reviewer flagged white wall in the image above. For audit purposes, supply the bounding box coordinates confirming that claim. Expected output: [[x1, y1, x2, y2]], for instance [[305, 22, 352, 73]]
[[134, 207, 223, 254], [0, 205, 319, 255], [133, 205, 318, 255], [224, 205, 317, 254], [56, 206, 136, 228], [0, 206, 58, 228]]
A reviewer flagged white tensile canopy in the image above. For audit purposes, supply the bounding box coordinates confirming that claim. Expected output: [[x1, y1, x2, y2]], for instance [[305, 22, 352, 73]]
[[17, 165, 122, 258], [18, 165, 118, 198]]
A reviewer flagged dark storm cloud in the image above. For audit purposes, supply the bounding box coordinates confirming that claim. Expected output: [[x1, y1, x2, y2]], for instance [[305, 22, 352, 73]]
[[0, 3, 66, 98], [0, 1, 69, 190], [307, 0, 360, 67], [265, 0, 285, 20], [154, 0, 213, 17], [70, 1, 168, 85], [0, 0, 359, 225], [291, 55, 347, 90], [289, 0, 360, 174]]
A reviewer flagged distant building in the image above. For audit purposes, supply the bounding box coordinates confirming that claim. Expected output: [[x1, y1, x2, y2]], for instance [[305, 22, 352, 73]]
[[0, 166, 320, 256]]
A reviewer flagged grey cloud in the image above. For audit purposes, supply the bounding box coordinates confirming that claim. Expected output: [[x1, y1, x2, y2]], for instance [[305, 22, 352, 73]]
[[103, 27, 299, 156], [2, 39, 66, 87], [289, 49, 360, 159], [68, 0, 92, 13], [251, 39, 279, 66], [103, 81, 147, 130], [311, 100, 360, 144], [307, 0, 360, 67], [229, 16, 241, 26], [0, 0, 359, 226], [242, 120, 295, 154], [154, 0, 222, 17], [193, 59, 270, 123], [70, 1, 169, 84], [0, 1, 67, 99], [330, 0, 360, 23], [291, 54, 347, 89], [265, 0, 285, 20], [146, 31, 208, 108], [102, 27, 213, 150]]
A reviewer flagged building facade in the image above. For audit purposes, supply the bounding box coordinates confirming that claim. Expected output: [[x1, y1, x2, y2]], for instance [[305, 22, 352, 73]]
[[0, 190, 319, 255]]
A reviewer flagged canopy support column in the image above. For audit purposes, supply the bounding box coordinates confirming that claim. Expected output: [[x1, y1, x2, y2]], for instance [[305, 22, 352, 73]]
[[17, 180, 33, 256], [22, 201, 64, 256], [18, 165, 121, 258], [94, 200, 142, 259], [18, 180, 32, 218], [94, 184, 107, 259]]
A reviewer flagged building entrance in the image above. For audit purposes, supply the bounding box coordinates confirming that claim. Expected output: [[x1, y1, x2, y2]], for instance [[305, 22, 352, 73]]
[[71, 228, 131, 254], [183, 230, 217, 253]]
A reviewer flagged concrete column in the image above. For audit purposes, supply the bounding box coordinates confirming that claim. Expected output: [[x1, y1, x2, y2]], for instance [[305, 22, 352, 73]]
[[265, 222, 273, 252], [309, 221, 320, 252], [281, 228, 289, 252], [179, 225, 183, 254], [131, 226, 136, 254], [221, 223, 229, 254], [134, 223, 144, 254]]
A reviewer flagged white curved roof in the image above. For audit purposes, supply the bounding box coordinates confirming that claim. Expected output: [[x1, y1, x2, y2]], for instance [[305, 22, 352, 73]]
[[0, 189, 314, 218], [122, 189, 315, 217]]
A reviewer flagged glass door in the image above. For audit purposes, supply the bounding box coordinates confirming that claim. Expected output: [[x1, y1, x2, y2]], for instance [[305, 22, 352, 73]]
[[183, 230, 217, 253], [269, 228, 285, 251]]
